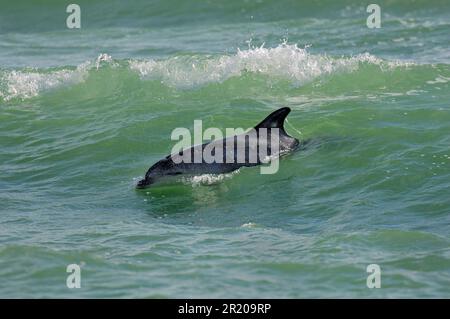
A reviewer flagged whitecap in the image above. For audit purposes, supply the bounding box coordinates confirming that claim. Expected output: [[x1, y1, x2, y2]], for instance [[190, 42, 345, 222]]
[[0, 65, 88, 101], [129, 43, 414, 89], [0, 53, 115, 101]]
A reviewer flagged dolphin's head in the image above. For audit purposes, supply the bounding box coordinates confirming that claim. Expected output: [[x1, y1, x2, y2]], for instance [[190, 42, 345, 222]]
[[136, 157, 178, 189], [136, 176, 154, 189]]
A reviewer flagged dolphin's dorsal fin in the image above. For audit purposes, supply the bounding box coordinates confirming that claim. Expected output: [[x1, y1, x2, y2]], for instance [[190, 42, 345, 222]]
[[254, 107, 291, 131]]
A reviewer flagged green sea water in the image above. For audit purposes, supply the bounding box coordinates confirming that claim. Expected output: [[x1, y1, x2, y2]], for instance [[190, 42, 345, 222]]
[[0, 0, 449, 298]]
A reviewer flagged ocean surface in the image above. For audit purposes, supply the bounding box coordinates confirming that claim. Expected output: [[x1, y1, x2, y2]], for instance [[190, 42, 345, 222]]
[[0, 0, 449, 298]]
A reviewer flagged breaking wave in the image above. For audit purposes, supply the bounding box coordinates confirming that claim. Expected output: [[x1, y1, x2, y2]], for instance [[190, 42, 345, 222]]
[[129, 43, 413, 88], [0, 44, 415, 102], [0, 65, 89, 101]]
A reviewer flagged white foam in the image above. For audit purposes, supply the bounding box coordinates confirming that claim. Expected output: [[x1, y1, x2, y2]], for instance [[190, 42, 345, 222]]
[[426, 75, 450, 85], [0, 53, 114, 101], [0, 65, 89, 101], [241, 222, 258, 228], [129, 44, 413, 88], [183, 170, 240, 187]]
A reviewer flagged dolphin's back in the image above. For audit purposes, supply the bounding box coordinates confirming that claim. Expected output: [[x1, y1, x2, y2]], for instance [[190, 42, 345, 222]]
[[137, 107, 299, 188]]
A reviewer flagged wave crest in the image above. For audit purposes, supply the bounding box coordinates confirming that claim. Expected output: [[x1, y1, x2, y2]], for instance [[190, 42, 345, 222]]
[[0, 65, 89, 102], [0, 53, 114, 102], [129, 44, 413, 88], [0, 45, 415, 101]]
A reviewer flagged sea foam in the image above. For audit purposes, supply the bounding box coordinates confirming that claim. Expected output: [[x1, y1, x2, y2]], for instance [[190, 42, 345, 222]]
[[129, 43, 413, 88], [0, 53, 114, 102], [0, 63, 90, 101]]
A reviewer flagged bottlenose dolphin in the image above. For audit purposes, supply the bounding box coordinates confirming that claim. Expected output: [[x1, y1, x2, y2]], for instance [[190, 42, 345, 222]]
[[136, 107, 299, 188]]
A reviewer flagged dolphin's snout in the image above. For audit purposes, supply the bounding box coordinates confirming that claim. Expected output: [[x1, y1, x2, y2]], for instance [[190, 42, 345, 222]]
[[136, 178, 152, 189]]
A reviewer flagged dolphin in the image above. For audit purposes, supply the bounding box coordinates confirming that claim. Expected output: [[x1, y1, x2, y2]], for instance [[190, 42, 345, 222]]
[[136, 107, 299, 188]]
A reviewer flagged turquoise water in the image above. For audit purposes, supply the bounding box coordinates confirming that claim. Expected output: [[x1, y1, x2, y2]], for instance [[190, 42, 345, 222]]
[[0, 0, 449, 298]]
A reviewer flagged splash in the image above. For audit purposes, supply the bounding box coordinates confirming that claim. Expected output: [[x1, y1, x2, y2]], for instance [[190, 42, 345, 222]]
[[183, 170, 240, 187], [95, 53, 113, 70]]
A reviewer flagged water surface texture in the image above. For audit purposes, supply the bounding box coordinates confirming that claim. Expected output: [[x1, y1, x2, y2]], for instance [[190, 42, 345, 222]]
[[1, 0, 449, 298]]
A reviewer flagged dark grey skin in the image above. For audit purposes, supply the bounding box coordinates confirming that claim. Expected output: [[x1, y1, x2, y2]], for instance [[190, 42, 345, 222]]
[[136, 107, 299, 189]]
